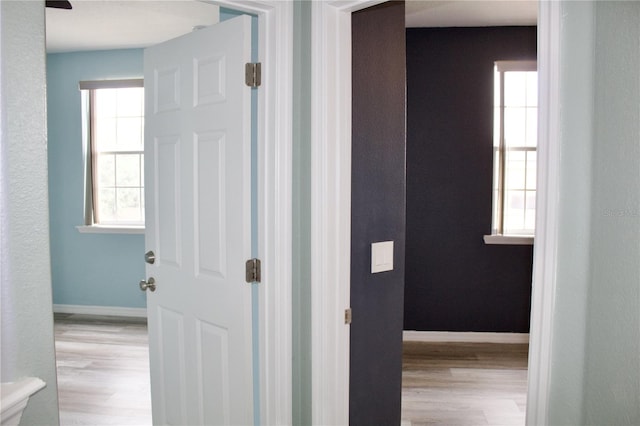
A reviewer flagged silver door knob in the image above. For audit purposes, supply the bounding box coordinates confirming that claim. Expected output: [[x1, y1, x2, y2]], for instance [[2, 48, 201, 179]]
[[139, 277, 156, 292]]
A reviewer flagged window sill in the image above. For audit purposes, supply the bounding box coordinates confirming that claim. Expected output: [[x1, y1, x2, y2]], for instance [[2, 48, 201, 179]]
[[483, 234, 534, 245], [76, 225, 145, 235]]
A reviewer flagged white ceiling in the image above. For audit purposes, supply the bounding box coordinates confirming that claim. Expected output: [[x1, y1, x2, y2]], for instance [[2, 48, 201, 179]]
[[46, 0, 538, 53], [45, 1, 220, 53], [406, 0, 537, 28]]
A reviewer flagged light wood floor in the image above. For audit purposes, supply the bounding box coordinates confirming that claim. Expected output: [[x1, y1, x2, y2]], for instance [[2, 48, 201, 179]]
[[55, 315, 527, 426], [402, 341, 529, 426], [54, 314, 152, 426]]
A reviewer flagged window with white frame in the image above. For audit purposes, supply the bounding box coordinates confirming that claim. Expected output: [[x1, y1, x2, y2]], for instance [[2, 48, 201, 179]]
[[80, 79, 145, 227], [491, 61, 537, 238]]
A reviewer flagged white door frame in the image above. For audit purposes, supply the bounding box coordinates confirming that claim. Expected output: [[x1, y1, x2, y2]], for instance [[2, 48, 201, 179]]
[[309, 1, 561, 425], [211, 1, 293, 425]]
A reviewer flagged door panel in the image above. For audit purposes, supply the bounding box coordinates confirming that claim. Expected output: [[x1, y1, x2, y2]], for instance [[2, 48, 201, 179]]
[[155, 136, 181, 267], [194, 131, 226, 278], [144, 16, 253, 426]]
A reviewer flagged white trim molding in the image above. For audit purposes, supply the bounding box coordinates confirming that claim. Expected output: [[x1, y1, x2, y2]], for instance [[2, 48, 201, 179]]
[[526, 1, 561, 425], [76, 225, 144, 235], [213, 2, 294, 425], [483, 234, 534, 245], [310, 1, 385, 425], [404, 331, 530, 344], [53, 304, 147, 318]]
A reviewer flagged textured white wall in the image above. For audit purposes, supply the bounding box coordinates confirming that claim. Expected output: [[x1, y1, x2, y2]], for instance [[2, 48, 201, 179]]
[[547, 2, 594, 424], [583, 2, 640, 424], [548, 1, 640, 424], [0, 1, 60, 424]]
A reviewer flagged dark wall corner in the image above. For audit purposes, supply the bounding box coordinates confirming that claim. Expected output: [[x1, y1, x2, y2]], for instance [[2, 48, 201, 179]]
[[405, 26, 537, 333]]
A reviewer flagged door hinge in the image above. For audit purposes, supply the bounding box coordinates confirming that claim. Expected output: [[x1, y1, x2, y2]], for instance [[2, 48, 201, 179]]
[[245, 258, 261, 283], [245, 62, 262, 88], [344, 308, 352, 325]]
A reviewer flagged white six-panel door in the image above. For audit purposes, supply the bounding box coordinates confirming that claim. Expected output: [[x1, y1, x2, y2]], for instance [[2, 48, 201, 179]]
[[143, 16, 253, 426]]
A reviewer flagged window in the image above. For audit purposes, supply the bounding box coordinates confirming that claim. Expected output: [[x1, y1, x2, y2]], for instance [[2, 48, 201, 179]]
[[80, 79, 145, 229], [488, 61, 537, 243]]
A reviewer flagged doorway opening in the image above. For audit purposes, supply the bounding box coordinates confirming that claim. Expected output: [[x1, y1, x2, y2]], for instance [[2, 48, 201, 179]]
[[400, 22, 537, 425], [311, 1, 556, 424], [45, 2, 293, 424]]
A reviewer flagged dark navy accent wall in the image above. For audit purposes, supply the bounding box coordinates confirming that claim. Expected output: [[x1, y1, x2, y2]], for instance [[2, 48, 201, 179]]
[[405, 27, 536, 333], [350, 2, 406, 425]]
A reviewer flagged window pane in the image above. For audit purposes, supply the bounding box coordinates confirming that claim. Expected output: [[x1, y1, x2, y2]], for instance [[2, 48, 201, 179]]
[[504, 107, 526, 147], [95, 87, 144, 152], [504, 190, 526, 234], [492, 65, 537, 236], [526, 71, 538, 107], [98, 187, 116, 222], [116, 188, 142, 222], [526, 151, 537, 190], [115, 153, 141, 187], [97, 154, 115, 188], [525, 191, 536, 231], [525, 190, 536, 211], [116, 88, 144, 117], [95, 117, 117, 149], [89, 83, 145, 226], [525, 107, 537, 147], [504, 72, 528, 107], [505, 150, 526, 190], [95, 89, 117, 120], [116, 117, 143, 148]]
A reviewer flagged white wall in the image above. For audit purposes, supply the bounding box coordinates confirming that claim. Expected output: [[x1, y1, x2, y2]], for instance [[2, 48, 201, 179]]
[[546, 2, 594, 423], [583, 2, 640, 424], [0, 1, 60, 424], [548, 1, 640, 424]]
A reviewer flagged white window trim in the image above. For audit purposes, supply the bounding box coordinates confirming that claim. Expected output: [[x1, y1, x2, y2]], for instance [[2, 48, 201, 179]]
[[496, 60, 537, 73], [76, 225, 144, 235], [79, 78, 145, 231], [483, 234, 534, 245]]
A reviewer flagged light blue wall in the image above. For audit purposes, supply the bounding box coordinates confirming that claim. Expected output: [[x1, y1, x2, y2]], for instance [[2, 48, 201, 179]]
[[47, 49, 146, 308]]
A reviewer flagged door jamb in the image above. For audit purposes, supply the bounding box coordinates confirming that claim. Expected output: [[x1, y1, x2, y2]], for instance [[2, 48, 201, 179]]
[[525, 2, 561, 424], [212, 2, 293, 425], [309, 1, 560, 425], [309, 2, 384, 424]]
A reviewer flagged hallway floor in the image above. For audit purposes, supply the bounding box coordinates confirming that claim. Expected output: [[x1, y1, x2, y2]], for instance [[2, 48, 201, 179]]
[[55, 315, 527, 425], [401, 341, 528, 426]]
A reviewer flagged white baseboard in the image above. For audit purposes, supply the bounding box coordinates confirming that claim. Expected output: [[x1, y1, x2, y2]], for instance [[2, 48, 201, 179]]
[[53, 304, 147, 318], [403, 330, 529, 344]]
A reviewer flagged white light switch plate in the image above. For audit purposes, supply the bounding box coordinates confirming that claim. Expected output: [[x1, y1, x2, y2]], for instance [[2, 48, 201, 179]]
[[371, 241, 394, 273]]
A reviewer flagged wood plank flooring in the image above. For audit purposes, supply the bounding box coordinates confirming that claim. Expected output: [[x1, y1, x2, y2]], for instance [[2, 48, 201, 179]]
[[54, 314, 152, 426], [55, 315, 528, 426], [402, 341, 529, 426]]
